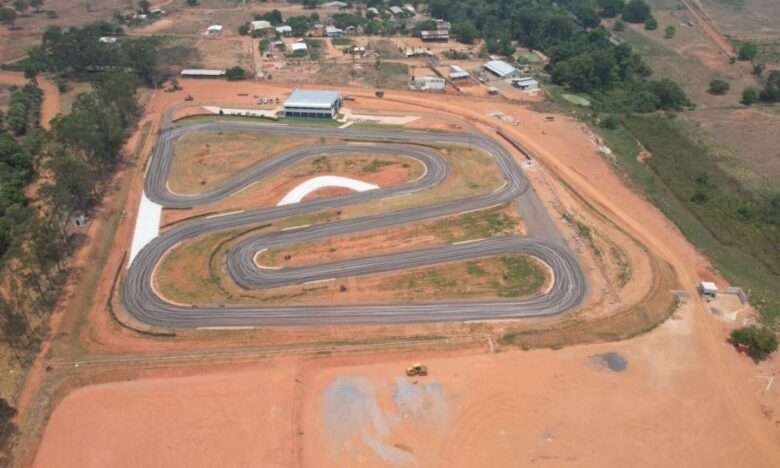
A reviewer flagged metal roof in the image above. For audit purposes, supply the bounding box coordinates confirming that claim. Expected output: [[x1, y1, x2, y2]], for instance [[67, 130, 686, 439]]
[[284, 89, 342, 109], [483, 60, 518, 78], [180, 69, 226, 76], [291, 42, 308, 51]]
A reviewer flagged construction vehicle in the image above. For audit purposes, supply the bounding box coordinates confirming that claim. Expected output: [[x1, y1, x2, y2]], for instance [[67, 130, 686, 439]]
[[406, 363, 428, 377]]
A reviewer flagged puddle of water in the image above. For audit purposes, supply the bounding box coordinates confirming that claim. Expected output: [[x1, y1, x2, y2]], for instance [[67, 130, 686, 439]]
[[594, 352, 628, 372]]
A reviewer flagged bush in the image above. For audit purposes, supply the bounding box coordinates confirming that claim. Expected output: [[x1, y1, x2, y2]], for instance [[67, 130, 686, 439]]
[[225, 66, 246, 81], [742, 87, 758, 105], [730, 326, 778, 361], [708, 79, 730, 95], [644, 17, 658, 31], [738, 42, 758, 61], [600, 114, 621, 129], [664, 25, 675, 39]]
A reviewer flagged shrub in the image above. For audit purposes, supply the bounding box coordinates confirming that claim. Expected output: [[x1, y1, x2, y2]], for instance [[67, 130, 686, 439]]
[[738, 42, 758, 61], [730, 326, 778, 361], [644, 17, 658, 31], [742, 87, 758, 105], [600, 114, 621, 129], [708, 79, 730, 95], [225, 66, 246, 81], [664, 25, 675, 39]]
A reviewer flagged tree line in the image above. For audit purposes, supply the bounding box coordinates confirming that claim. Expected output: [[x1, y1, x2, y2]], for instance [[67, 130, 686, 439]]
[[425, 0, 688, 113], [1, 25, 152, 454]]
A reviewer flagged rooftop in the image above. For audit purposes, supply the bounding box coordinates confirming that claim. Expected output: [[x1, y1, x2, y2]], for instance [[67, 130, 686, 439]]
[[180, 69, 226, 76], [484, 60, 518, 77], [284, 89, 342, 109]]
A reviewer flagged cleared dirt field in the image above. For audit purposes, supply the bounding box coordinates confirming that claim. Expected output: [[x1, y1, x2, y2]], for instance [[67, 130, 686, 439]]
[[169, 130, 323, 193], [701, 0, 780, 42], [32, 302, 780, 468]]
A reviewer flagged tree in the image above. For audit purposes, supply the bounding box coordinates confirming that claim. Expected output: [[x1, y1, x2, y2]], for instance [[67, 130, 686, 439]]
[[13, 0, 28, 13], [738, 42, 758, 61], [730, 326, 778, 361], [30, 0, 43, 12], [644, 17, 658, 30], [138, 0, 151, 14], [598, 0, 624, 18], [742, 87, 758, 105], [186, 0, 199, 5], [622, 0, 651, 24], [225, 66, 246, 80], [708, 79, 730, 95], [451, 20, 477, 44], [664, 25, 675, 39], [0, 7, 17, 27], [752, 63, 765, 76]]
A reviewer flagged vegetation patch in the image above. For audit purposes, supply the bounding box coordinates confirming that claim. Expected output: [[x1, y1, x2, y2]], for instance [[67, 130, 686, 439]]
[[600, 115, 780, 323]]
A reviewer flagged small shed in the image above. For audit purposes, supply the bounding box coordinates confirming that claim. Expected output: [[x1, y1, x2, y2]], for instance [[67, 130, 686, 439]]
[[291, 42, 308, 56], [699, 281, 719, 297], [206, 24, 223, 35], [484, 60, 521, 79], [180, 69, 227, 78]]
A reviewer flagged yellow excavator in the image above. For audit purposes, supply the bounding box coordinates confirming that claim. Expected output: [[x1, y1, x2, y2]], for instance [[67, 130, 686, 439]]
[[406, 363, 428, 377]]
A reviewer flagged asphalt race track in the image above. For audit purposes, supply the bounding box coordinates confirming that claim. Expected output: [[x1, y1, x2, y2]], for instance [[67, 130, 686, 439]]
[[123, 121, 587, 328]]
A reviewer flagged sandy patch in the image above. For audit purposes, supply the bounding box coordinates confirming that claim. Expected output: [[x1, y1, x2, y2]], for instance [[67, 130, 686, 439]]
[[277, 176, 379, 206]]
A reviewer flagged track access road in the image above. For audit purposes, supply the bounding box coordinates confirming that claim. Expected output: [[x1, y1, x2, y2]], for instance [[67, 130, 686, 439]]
[[124, 121, 587, 328]]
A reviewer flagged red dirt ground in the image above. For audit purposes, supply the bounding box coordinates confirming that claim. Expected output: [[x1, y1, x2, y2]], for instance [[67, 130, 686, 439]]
[[14, 79, 780, 467]]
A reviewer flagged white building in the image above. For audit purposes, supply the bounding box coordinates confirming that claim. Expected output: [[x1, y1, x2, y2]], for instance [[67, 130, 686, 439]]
[[405, 47, 433, 57], [283, 89, 343, 118], [699, 281, 719, 297], [403, 4, 416, 14], [483, 60, 521, 79], [206, 24, 223, 35], [325, 25, 343, 37], [449, 65, 469, 80], [276, 25, 292, 36], [389, 6, 403, 16], [290, 42, 308, 56], [321, 1, 348, 8], [410, 76, 446, 91], [366, 7, 380, 16], [250, 20, 273, 33], [511, 77, 539, 90], [99, 36, 118, 44], [180, 69, 226, 78]]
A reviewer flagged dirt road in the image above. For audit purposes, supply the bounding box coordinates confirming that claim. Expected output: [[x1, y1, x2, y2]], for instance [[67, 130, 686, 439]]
[[680, 0, 737, 59]]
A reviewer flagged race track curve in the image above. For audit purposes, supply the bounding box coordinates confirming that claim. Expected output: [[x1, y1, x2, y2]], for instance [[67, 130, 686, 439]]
[[123, 121, 587, 327]]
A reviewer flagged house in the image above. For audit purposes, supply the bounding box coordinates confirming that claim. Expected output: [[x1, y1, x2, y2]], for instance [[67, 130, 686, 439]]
[[321, 1, 348, 8], [325, 26, 343, 38], [250, 20, 273, 33], [420, 30, 449, 42], [290, 42, 308, 56], [403, 4, 416, 14], [206, 24, 223, 35], [276, 25, 292, 36], [410, 76, 446, 91], [366, 7, 380, 17], [283, 89, 343, 118], [434, 19, 450, 31], [449, 65, 470, 80], [99, 36, 118, 44], [389, 6, 403, 16], [511, 77, 539, 90], [483, 60, 521, 79], [405, 47, 433, 57], [180, 69, 227, 78]]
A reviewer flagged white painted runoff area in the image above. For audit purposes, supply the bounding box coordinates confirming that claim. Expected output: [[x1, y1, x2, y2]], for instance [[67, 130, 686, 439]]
[[129, 192, 162, 265], [277, 176, 378, 206]]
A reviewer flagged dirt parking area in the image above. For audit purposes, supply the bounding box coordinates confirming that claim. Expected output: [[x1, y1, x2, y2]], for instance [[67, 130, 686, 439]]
[[31, 301, 780, 468]]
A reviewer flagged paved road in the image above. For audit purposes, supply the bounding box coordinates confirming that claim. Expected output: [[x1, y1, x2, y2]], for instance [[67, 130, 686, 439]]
[[124, 122, 587, 327]]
